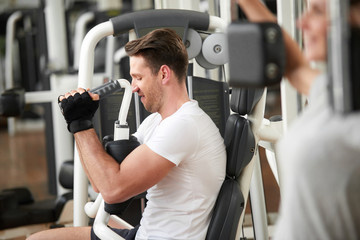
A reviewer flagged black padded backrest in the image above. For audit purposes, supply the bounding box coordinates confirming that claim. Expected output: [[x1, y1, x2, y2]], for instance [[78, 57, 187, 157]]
[[205, 179, 244, 240], [206, 115, 254, 240], [191, 77, 230, 137], [224, 114, 255, 178], [206, 87, 259, 240], [231, 88, 264, 115]]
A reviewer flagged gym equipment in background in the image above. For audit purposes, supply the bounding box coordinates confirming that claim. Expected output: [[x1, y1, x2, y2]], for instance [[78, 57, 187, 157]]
[[227, 22, 285, 88]]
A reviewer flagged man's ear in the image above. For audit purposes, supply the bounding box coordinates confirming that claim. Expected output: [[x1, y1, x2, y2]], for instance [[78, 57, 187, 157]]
[[159, 65, 171, 84]]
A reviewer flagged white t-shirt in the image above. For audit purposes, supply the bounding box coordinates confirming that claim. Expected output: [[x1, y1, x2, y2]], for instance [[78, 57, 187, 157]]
[[273, 74, 360, 239], [133, 100, 226, 240]]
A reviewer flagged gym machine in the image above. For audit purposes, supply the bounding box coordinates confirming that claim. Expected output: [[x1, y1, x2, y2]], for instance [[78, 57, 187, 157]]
[[73, 7, 230, 227], [1, 1, 288, 239], [74, 5, 286, 239]]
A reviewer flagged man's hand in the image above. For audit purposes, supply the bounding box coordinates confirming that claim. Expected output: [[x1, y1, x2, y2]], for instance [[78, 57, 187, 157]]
[[58, 88, 99, 134]]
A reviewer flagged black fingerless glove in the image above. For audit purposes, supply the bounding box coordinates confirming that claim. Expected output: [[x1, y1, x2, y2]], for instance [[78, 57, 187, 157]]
[[58, 92, 99, 133]]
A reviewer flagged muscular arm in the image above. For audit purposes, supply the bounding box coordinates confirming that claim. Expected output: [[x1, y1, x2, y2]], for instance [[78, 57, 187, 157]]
[[74, 129, 175, 204], [237, 0, 319, 95]]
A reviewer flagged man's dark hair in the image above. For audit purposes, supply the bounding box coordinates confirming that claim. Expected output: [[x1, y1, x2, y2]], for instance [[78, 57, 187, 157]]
[[125, 28, 188, 83]]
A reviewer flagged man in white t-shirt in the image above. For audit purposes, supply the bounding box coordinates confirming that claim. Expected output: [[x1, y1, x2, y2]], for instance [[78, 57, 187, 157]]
[[28, 28, 226, 240]]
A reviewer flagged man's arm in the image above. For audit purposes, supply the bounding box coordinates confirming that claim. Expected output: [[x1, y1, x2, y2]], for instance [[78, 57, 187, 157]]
[[74, 128, 175, 204], [237, 0, 319, 95]]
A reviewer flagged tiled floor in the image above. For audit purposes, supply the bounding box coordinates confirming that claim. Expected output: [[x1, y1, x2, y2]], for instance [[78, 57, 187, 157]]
[[0, 119, 53, 202]]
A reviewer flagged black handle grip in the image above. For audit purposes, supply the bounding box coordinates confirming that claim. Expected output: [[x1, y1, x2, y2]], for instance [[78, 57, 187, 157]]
[[89, 80, 122, 99]]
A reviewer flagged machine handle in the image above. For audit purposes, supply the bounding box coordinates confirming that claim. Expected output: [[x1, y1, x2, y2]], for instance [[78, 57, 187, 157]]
[[90, 79, 132, 130], [110, 9, 209, 37], [89, 80, 122, 99]]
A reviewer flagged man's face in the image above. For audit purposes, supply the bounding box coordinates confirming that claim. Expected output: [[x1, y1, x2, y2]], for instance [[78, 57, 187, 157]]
[[130, 55, 163, 113]]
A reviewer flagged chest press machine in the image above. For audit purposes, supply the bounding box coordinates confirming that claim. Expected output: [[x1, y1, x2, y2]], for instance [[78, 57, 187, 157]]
[[75, 8, 285, 240]]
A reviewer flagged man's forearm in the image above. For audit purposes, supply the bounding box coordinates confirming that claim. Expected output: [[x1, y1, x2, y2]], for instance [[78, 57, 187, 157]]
[[74, 128, 119, 193], [237, 0, 277, 22]]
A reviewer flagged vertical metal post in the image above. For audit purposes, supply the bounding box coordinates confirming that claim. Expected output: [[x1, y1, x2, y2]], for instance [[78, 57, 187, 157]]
[[105, 36, 115, 79], [73, 12, 95, 70], [97, 0, 122, 11], [277, 0, 305, 130], [44, 0, 68, 71], [242, 2, 271, 239], [5, 11, 22, 136], [0, 58, 3, 94], [276, 0, 304, 194], [154, 0, 200, 10], [247, 89, 269, 240], [133, 0, 153, 11], [219, 0, 231, 82], [328, 0, 351, 113], [44, 0, 72, 196], [249, 150, 269, 240], [74, 21, 114, 227], [5, 11, 22, 90]]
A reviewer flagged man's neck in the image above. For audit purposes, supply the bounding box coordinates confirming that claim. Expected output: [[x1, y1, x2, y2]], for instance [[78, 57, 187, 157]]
[[159, 84, 190, 120]]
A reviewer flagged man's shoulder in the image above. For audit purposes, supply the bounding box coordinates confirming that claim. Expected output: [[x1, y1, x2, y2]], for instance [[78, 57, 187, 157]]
[[141, 112, 161, 125]]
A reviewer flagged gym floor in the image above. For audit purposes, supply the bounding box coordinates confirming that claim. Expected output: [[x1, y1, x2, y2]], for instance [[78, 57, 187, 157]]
[[0, 118, 53, 202]]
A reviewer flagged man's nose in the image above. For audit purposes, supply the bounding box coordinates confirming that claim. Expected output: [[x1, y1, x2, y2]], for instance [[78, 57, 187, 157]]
[[132, 82, 139, 93]]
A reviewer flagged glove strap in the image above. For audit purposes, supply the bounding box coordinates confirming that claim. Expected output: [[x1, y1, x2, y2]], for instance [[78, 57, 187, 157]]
[[68, 119, 93, 133]]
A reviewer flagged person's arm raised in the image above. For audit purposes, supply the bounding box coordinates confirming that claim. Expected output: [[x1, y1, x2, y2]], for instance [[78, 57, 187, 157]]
[[237, 0, 319, 95]]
